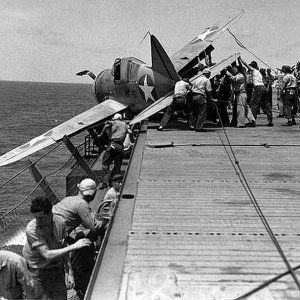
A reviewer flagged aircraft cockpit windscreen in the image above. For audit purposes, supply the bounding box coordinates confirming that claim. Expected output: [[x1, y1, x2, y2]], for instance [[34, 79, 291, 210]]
[[113, 58, 121, 82]]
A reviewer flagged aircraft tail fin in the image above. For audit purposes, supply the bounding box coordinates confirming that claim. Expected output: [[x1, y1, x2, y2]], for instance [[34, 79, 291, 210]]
[[151, 35, 180, 82]]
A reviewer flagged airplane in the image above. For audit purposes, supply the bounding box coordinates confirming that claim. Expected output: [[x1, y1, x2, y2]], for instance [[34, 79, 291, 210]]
[[0, 10, 244, 166]]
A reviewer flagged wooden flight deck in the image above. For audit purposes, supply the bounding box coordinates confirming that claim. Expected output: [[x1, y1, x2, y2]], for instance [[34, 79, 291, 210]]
[[86, 115, 300, 300]]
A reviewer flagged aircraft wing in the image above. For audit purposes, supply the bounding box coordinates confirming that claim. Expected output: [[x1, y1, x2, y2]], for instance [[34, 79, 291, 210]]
[[171, 41, 213, 74], [130, 92, 173, 125], [190, 53, 241, 82], [171, 10, 244, 75], [0, 99, 127, 166]]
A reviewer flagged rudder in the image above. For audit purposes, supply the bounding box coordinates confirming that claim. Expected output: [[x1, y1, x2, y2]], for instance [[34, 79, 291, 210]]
[[151, 35, 180, 82]]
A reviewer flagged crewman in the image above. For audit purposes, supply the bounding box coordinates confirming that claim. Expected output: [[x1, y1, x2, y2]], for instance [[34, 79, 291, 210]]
[[52, 178, 102, 237], [190, 68, 212, 132], [226, 64, 249, 128], [157, 77, 192, 131], [245, 69, 253, 105], [52, 178, 104, 299], [214, 71, 231, 126], [240, 59, 273, 126], [266, 68, 275, 108], [99, 174, 123, 221], [103, 173, 122, 203], [275, 70, 285, 117], [281, 65, 297, 126], [23, 196, 91, 300], [293, 61, 300, 112], [99, 113, 132, 188], [0, 250, 34, 299]]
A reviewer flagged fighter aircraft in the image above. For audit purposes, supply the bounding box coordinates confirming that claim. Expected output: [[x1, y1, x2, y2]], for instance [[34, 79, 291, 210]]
[[0, 10, 244, 166]]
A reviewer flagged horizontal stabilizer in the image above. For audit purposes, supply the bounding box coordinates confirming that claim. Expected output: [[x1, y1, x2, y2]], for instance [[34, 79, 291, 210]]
[[76, 70, 96, 80], [0, 99, 127, 166], [130, 92, 173, 125]]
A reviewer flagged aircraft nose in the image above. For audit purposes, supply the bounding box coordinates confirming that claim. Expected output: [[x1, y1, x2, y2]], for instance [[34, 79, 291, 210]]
[[92, 80, 99, 102], [93, 69, 112, 103]]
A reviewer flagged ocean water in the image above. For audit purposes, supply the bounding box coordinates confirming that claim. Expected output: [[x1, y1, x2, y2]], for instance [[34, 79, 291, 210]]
[[0, 80, 97, 246]]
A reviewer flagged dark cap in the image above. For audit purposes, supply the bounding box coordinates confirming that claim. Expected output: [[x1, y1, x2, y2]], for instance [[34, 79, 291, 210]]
[[281, 65, 291, 73], [198, 63, 206, 71], [249, 61, 258, 68]]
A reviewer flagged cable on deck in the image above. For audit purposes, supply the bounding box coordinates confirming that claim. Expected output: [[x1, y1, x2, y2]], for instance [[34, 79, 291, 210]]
[[212, 100, 300, 296]]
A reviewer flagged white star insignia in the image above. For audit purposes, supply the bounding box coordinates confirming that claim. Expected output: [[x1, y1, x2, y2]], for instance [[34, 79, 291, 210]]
[[190, 26, 219, 44], [139, 74, 155, 102]]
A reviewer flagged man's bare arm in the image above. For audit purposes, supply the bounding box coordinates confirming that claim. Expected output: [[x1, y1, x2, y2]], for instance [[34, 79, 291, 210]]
[[37, 238, 91, 261]]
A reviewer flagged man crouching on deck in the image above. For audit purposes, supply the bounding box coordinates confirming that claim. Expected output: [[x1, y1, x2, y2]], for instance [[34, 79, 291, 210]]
[[23, 196, 91, 300]]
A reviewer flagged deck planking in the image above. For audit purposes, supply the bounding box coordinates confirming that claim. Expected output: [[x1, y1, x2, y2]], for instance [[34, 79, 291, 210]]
[[89, 114, 300, 300]]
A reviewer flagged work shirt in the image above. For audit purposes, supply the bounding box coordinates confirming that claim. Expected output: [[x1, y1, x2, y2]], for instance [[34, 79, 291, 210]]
[[293, 69, 300, 85], [283, 73, 297, 89], [22, 215, 66, 269], [104, 187, 119, 202], [174, 80, 190, 97], [0, 250, 34, 299], [276, 73, 284, 91], [265, 74, 275, 89], [227, 73, 246, 93], [52, 195, 99, 234], [192, 74, 212, 96], [107, 120, 130, 144], [251, 69, 264, 86], [99, 188, 119, 219]]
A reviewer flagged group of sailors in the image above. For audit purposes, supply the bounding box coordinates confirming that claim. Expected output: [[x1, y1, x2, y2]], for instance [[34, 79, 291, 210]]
[[1, 58, 300, 299], [0, 175, 122, 300], [157, 57, 300, 130], [0, 113, 133, 300]]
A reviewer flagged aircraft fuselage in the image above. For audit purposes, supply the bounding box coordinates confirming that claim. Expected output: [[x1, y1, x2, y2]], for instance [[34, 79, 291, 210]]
[[92, 57, 175, 113]]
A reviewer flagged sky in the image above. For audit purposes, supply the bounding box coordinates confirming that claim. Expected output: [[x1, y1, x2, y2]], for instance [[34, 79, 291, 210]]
[[0, 0, 299, 83]]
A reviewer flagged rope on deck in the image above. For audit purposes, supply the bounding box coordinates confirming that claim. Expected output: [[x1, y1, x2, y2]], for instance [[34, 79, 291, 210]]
[[213, 100, 300, 297]]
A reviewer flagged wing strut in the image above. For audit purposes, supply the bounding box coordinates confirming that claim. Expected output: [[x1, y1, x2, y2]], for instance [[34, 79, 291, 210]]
[[27, 159, 60, 204], [63, 136, 100, 185]]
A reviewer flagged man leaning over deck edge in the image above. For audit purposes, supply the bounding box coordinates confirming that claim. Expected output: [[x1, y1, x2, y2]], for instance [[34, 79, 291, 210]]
[[23, 196, 91, 300]]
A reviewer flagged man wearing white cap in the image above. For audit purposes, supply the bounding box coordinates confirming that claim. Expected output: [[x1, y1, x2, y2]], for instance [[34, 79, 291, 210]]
[[52, 179, 103, 298], [98, 113, 132, 188], [52, 178, 102, 236]]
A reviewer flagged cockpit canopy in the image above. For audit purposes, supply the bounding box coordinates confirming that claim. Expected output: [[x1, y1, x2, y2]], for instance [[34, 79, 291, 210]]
[[112, 57, 146, 83]]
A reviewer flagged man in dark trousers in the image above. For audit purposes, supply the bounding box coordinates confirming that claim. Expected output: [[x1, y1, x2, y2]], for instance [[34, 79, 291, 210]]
[[190, 68, 212, 132], [157, 77, 192, 131], [240, 59, 273, 126], [99, 113, 132, 188], [281, 65, 297, 126], [266, 68, 275, 108], [214, 71, 231, 126]]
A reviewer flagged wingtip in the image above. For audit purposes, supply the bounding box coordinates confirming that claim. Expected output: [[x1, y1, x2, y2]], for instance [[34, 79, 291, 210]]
[[0, 155, 17, 167]]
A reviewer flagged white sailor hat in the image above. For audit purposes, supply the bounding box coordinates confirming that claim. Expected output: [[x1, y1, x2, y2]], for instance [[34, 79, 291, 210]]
[[78, 178, 97, 195]]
